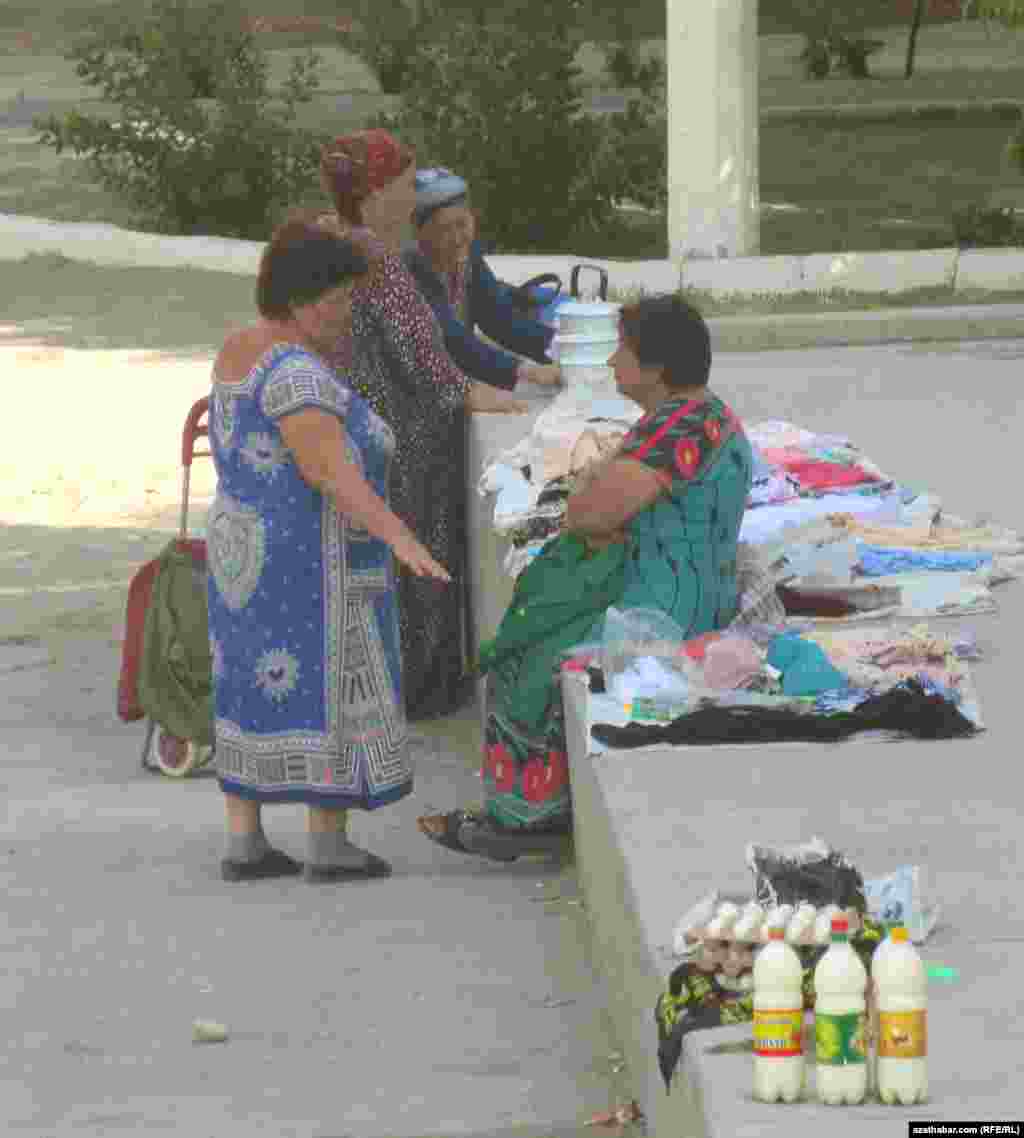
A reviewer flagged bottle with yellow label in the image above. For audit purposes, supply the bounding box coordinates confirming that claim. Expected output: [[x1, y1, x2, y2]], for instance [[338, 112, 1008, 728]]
[[874, 925, 928, 1104], [752, 927, 805, 1102]]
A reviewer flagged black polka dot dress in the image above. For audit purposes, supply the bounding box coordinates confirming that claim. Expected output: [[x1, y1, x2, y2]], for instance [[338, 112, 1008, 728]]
[[326, 227, 474, 720]]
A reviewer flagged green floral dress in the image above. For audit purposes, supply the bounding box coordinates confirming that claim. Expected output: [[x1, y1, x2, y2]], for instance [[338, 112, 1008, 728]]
[[478, 393, 753, 830]]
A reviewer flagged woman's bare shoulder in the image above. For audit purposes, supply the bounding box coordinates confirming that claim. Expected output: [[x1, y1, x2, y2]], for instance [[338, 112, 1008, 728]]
[[214, 325, 294, 384]]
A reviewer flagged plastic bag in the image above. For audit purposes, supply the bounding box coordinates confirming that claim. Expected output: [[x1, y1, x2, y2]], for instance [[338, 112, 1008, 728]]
[[671, 892, 720, 956], [746, 836, 867, 913], [863, 864, 940, 943], [599, 607, 689, 675]]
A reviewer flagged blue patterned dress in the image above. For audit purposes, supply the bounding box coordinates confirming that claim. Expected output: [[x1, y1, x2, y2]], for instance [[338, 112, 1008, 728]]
[[206, 344, 411, 809]]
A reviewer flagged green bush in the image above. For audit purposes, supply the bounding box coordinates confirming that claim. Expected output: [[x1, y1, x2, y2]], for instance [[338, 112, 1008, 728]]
[[370, 0, 667, 254], [342, 0, 434, 95], [33, 0, 329, 240], [600, 41, 664, 89], [952, 204, 1024, 248]]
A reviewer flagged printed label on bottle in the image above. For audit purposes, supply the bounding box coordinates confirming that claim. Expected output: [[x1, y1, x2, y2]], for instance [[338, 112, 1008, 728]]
[[753, 1009, 804, 1057], [877, 1010, 927, 1059], [815, 1011, 867, 1066]]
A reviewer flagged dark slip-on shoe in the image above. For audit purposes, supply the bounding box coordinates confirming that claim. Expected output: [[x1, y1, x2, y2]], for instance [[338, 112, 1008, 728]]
[[304, 853, 393, 883], [220, 847, 303, 882]]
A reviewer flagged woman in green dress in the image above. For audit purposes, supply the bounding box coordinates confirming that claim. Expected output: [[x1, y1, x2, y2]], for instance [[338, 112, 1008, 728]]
[[418, 294, 754, 861]]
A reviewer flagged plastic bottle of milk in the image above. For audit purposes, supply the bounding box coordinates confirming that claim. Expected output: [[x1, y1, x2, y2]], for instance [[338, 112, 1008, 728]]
[[814, 916, 868, 1104], [752, 928, 806, 1103], [875, 926, 928, 1104]]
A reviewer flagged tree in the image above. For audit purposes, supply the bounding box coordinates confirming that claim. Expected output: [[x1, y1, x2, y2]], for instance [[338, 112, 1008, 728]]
[[978, 0, 1024, 175], [904, 0, 927, 78], [34, 0, 327, 239], [977, 0, 1024, 22]]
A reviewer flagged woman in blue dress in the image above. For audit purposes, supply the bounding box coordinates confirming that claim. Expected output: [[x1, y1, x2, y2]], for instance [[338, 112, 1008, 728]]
[[207, 214, 450, 883]]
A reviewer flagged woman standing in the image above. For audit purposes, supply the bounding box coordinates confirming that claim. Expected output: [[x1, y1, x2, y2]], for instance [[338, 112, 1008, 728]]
[[403, 167, 561, 391], [318, 130, 527, 721], [208, 215, 450, 883]]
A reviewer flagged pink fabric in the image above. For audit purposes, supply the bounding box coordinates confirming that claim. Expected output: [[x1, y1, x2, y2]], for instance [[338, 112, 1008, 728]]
[[702, 636, 764, 691]]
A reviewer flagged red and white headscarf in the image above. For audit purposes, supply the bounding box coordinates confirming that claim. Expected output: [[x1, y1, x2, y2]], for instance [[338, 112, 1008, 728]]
[[320, 129, 411, 200]]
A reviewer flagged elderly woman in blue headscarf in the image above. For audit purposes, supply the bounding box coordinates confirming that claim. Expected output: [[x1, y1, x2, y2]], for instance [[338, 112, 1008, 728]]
[[402, 168, 563, 391]]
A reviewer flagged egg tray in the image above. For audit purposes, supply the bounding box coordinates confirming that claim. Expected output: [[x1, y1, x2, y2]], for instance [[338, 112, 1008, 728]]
[[674, 896, 864, 957]]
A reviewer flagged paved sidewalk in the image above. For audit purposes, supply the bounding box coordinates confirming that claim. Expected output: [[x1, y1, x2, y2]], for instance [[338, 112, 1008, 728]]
[[0, 621, 634, 1138]]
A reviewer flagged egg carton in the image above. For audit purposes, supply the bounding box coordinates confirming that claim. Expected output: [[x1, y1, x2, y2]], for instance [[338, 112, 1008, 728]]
[[672, 894, 864, 956]]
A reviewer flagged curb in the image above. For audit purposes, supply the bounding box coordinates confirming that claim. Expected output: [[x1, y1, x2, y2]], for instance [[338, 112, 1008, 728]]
[[1, 214, 1022, 353], [707, 303, 1024, 352], [760, 99, 1024, 124]]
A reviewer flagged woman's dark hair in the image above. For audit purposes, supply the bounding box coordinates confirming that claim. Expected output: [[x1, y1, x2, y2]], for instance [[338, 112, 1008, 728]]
[[618, 294, 712, 390], [256, 212, 370, 320]]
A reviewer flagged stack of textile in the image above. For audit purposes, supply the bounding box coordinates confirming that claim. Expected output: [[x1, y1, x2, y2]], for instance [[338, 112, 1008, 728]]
[[482, 417, 908, 583], [482, 415, 1024, 625], [568, 621, 983, 752], [748, 420, 893, 500], [771, 510, 1024, 623], [478, 393, 641, 579]]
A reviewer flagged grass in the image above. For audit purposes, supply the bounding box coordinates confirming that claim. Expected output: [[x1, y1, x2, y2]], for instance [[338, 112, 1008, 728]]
[[0, 9, 1021, 262]]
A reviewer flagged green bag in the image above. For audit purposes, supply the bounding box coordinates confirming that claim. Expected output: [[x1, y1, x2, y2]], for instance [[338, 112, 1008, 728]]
[[136, 540, 214, 746]]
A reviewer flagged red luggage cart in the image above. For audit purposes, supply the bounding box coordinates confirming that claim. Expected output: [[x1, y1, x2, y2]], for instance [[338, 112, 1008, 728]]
[[117, 397, 215, 777]]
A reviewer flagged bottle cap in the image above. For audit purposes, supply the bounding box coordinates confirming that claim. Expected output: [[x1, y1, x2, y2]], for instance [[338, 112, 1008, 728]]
[[831, 916, 849, 934], [890, 926, 909, 943], [767, 927, 784, 941]]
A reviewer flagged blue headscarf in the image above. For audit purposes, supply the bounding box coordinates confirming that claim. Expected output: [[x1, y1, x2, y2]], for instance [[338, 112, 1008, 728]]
[[413, 167, 469, 227]]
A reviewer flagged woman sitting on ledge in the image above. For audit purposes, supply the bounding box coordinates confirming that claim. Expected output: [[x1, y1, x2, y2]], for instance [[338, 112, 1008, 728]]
[[402, 167, 562, 391], [418, 294, 754, 862]]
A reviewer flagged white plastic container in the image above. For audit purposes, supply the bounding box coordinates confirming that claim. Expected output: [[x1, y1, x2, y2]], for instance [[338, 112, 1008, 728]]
[[753, 928, 806, 1103], [733, 902, 765, 944], [814, 916, 869, 1105], [813, 904, 842, 946], [875, 926, 928, 1104], [786, 903, 817, 946], [555, 300, 620, 338], [552, 333, 619, 366], [705, 901, 741, 940], [762, 904, 795, 943]]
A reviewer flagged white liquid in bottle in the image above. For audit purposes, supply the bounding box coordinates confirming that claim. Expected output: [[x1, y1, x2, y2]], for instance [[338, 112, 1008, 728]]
[[753, 928, 805, 1103], [814, 916, 868, 1105], [786, 903, 817, 946], [875, 925, 928, 1104]]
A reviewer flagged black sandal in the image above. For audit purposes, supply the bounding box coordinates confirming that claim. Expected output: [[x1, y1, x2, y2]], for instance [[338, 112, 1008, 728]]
[[417, 811, 568, 863], [304, 853, 392, 883], [220, 846, 303, 882]]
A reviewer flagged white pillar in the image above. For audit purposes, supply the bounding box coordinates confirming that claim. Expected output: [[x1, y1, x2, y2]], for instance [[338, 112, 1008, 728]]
[[666, 0, 760, 262]]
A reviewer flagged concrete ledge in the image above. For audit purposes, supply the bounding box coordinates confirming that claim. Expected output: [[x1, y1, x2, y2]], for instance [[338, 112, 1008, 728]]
[[681, 255, 804, 297], [0, 213, 265, 275], [801, 248, 958, 294], [1, 214, 1021, 333], [956, 248, 1024, 291]]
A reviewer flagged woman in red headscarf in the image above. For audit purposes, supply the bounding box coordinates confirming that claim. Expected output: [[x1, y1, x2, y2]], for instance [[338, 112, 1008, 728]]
[[317, 130, 527, 721]]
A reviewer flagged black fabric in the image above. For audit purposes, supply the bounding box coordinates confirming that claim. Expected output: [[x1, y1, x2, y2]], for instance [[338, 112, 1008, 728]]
[[591, 679, 977, 749], [750, 845, 867, 912]]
